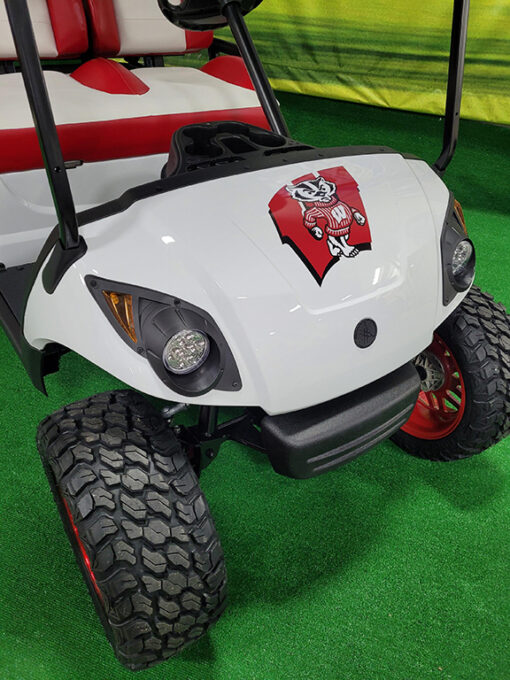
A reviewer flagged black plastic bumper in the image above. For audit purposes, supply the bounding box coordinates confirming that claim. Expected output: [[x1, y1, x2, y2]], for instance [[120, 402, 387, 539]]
[[260, 362, 420, 479]]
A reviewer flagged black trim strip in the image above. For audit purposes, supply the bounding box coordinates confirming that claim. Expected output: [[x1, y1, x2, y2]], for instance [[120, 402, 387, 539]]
[[440, 193, 475, 305], [77, 142, 398, 229], [0, 279, 63, 394]]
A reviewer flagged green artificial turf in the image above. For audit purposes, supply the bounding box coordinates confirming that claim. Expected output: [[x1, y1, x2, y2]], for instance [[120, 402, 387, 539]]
[[1, 93, 509, 680]]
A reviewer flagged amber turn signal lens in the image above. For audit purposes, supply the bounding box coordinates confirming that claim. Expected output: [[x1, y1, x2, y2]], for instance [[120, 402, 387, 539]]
[[102, 291, 137, 343], [454, 199, 467, 234]]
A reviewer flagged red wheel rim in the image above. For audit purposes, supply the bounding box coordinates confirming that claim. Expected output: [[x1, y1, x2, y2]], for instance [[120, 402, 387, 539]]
[[402, 334, 466, 440], [62, 496, 103, 602]]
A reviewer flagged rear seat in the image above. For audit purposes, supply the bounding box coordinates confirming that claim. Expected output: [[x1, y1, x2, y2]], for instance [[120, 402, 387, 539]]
[[0, 0, 88, 60], [0, 0, 268, 174]]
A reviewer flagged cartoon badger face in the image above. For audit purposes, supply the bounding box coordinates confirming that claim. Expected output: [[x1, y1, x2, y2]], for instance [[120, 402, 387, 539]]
[[286, 174, 367, 259], [286, 176, 336, 204]]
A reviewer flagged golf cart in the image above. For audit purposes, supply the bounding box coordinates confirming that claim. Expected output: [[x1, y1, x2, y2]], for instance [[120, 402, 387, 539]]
[[1, 0, 509, 670]]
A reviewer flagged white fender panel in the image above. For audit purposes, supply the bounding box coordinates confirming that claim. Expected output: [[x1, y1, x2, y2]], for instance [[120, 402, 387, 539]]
[[24, 152, 457, 415], [406, 158, 470, 325], [0, 154, 168, 267]]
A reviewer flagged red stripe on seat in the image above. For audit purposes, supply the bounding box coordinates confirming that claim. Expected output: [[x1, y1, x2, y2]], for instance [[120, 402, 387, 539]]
[[0, 107, 270, 173], [201, 56, 255, 90], [46, 0, 89, 57], [185, 30, 214, 52], [83, 0, 121, 56], [71, 58, 149, 95]]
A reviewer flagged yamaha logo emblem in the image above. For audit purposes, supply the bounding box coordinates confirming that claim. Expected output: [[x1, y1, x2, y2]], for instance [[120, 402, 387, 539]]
[[354, 319, 378, 348]]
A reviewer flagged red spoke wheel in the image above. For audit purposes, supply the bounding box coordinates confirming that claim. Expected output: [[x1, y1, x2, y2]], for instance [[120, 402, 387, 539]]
[[402, 334, 466, 440], [392, 287, 510, 461]]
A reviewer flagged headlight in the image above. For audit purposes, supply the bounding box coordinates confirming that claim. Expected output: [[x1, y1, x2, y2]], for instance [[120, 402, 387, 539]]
[[448, 236, 475, 292], [85, 275, 242, 397], [163, 329, 210, 374], [451, 240, 474, 278], [441, 198, 476, 305]]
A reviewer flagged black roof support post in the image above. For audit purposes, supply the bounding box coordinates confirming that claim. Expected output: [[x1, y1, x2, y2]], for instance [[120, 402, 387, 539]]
[[434, 0, 470, 176], [4, 0, 81, 250], [220, 0, 289, 138]]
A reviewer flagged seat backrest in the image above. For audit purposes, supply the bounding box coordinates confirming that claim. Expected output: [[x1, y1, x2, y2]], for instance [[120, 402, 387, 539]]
[[84, 0, 213, 57], [0, 0, 88, 60]]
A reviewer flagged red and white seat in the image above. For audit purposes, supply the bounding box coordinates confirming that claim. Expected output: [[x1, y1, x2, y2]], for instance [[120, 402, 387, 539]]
[[0, 0, 88, 60], [0, 0, 269, 174]]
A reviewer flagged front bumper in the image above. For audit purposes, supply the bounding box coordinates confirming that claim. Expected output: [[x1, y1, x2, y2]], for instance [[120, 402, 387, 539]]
[[261, 362, 420, 479]]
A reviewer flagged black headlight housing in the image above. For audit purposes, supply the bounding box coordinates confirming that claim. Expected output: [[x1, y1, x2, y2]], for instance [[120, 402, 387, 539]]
[[86, 277, 241, 397], [441, 195, 476, 305]]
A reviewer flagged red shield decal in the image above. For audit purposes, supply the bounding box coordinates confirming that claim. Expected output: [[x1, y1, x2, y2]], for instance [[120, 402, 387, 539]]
[[269, 166, 372, 285]]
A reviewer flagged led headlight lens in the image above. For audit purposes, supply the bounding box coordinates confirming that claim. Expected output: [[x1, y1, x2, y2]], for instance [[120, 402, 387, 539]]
[[452, 240, 474, 278], [162, 329, 210, 375]]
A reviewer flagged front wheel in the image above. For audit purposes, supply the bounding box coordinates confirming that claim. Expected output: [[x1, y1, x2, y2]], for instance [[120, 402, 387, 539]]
[[392, 286, 510, 461], [37, 390, 227, 670]]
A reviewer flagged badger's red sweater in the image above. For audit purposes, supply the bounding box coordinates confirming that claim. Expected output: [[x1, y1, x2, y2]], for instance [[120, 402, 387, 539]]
[[303, 196, 353, 237]]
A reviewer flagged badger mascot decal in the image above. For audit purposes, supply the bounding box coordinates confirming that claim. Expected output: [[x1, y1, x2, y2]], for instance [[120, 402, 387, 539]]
[[269, 166, 372, 285], [287, 175, 366, 259]]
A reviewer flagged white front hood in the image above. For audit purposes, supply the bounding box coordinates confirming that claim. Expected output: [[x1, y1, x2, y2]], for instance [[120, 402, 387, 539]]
[[25, 152, 455, 414]]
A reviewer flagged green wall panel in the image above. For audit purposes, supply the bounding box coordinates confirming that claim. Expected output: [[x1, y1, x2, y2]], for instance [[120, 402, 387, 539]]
[[239, 0, 510, 124]]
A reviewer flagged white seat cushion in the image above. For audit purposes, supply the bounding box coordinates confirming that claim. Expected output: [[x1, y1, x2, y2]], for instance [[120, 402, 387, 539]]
[[112, 0, 188, 55], [1, 68, 260, 129], [0, 63, 268, 172], [83, 0, 213, 57]]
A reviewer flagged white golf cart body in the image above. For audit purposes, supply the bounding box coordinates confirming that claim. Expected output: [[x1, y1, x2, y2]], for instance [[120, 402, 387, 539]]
[[0, 0, 474, 479], [6, 150, 458, 416], [6, 0, 506, 672]]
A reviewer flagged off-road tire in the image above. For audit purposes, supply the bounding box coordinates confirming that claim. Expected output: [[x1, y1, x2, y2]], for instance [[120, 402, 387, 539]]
[[37, 390, 227, 671], [392, 286, 510, 460]]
